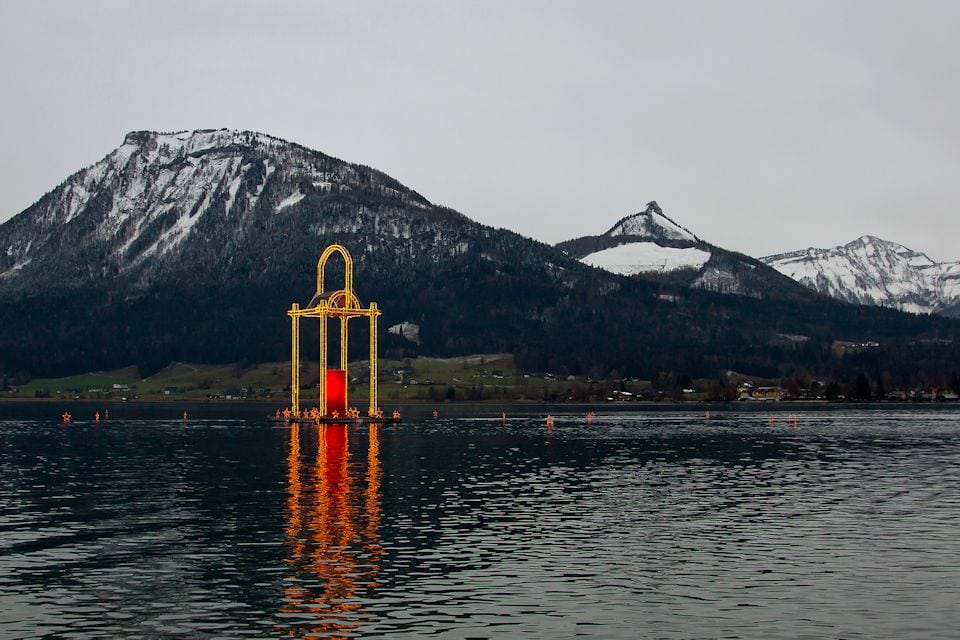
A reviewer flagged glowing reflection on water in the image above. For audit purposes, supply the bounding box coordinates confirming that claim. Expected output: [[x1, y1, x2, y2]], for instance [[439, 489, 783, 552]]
[[281, 423, 383, 637]]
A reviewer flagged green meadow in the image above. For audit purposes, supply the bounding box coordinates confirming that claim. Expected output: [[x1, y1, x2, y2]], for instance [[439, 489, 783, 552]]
[[4, 353, 670, 403]]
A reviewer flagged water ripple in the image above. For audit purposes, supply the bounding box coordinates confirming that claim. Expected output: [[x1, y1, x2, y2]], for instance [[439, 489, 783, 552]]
[[1, 409, 960, 637]]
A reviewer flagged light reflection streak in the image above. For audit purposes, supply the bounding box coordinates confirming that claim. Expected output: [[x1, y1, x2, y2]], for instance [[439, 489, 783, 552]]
[[281, 424, 383, 638]]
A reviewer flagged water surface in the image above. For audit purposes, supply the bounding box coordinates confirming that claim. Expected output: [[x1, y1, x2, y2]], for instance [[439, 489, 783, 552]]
[[1, 405, 959, 638]]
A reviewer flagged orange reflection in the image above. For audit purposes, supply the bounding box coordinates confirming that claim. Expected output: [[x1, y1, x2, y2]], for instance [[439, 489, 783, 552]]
[[281, 423, 383, 638], [286, 423, 305, 559], [364, 425, 383, 588]]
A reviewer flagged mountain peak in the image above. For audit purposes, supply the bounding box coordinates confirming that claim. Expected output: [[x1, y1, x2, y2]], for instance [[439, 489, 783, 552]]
[[606, 201, 698, 244], [841, 235, 935, 265], [846, 234, 893, 248]]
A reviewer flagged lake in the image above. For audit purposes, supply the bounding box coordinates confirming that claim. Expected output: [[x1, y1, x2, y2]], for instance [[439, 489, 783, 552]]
[[2, 404, 959, 638]]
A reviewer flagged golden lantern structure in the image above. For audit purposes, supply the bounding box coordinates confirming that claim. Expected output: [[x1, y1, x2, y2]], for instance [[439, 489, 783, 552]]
[[287, 244, 381, 418]]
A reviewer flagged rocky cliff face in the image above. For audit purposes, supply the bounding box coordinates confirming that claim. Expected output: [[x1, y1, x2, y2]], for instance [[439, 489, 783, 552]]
[[763, 235, 960, 317]]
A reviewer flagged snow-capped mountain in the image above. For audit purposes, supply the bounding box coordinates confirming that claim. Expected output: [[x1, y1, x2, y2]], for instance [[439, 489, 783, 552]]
[[578, 202, 710, 276], [3, 128, 959, 384], [762, 235, 960, 317], [0, 129, 438, 288], [557, 202, 812, 300]]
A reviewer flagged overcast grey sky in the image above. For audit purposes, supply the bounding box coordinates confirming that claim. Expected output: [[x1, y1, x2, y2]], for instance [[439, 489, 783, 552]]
[[1, 0, 958, 260]]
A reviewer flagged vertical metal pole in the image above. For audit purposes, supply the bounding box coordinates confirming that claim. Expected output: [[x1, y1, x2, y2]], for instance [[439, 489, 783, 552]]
[[319, 305, 327, 416], [369, 304, 378, 416], [340, 316, 349, 410], [290, 304, 300, 414]]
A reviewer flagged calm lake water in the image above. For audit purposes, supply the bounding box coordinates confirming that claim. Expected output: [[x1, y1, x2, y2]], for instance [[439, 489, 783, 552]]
[[2, 404, 960, 639]]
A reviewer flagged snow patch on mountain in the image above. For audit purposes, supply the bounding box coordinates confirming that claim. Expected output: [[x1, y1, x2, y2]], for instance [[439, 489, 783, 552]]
[[276, 191, 306, 212], [693, 264, 759, 298], [224, 171, 244, 214], [0, 257, 31, 279], [582, 242, 711, 275], [388, 321, 421, 345]]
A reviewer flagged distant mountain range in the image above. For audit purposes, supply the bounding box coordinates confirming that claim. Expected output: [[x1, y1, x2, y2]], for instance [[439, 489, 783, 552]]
[[762, 236, 960, 318], [2, 129, 959, 388], [557, 203, 960, 319]]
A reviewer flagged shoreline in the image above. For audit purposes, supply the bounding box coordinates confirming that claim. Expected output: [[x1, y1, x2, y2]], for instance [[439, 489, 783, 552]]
[[3, 396, 959, 409]]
